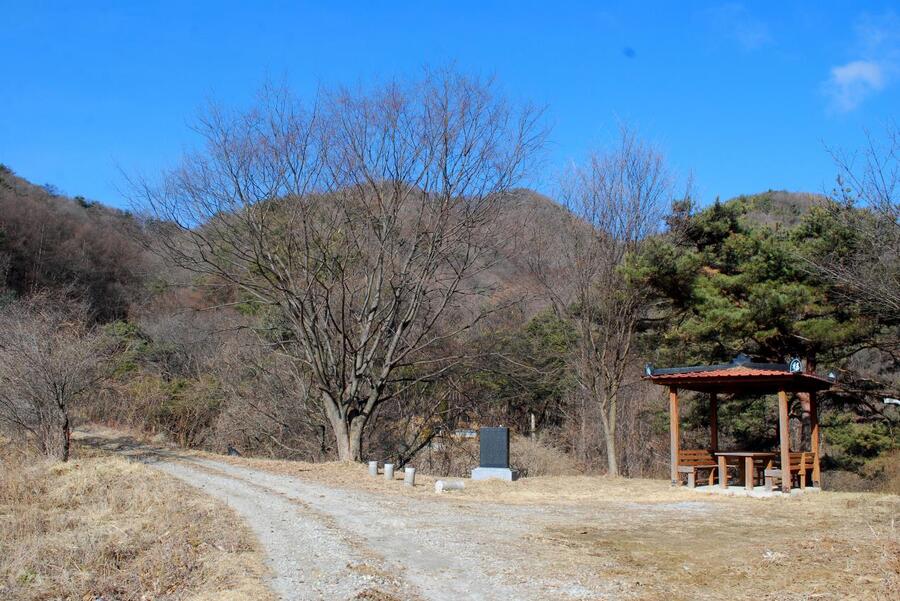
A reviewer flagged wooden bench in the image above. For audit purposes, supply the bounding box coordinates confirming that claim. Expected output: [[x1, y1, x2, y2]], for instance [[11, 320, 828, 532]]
[[764, 452, 815, 491], [677, 449, 734, 488]]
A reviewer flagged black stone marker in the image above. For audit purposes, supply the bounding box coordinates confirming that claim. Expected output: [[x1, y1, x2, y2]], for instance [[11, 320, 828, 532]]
[[479, 427, 510, 468]]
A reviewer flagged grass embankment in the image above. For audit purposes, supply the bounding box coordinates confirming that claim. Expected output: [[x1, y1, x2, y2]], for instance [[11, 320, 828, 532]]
[[0, 439, 274, 600]]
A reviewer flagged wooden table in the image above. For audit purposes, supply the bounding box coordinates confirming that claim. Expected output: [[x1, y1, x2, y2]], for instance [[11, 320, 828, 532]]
[[714, 452, 779, 490]]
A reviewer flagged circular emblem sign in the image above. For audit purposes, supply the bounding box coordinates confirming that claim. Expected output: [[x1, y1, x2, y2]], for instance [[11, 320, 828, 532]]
[[789, 358, 802, 373]]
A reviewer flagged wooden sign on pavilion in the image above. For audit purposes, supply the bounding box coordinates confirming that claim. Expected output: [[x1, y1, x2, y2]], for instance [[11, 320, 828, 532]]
[[645, 354, 835, 493]]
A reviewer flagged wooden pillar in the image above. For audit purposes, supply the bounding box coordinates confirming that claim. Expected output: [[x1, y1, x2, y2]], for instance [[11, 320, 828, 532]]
[[709, 393, 719, 452], [669, 386, 680, 486], [778, 389, 791, 493], [810, 390, 820, 487], [718, 454, 728, 488]]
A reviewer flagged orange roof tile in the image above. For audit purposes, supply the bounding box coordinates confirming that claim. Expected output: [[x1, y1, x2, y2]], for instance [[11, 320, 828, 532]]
[[651, 367, 793, 379]]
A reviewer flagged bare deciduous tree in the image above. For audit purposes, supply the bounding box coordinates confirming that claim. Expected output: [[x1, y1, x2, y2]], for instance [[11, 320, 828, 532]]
[[0, 298, 107, 461], [136, 71, 544, 461], [819, 124, 900, 317], [539, 128, 670, 475]]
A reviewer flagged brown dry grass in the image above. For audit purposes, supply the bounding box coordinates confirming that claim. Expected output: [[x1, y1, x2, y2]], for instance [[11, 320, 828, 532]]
[[541, 491, 898, 600], [0, 437, 275, 601], [206, 453, 899, 600], [827, 451, 900, 495], [75, 425, 900, 600]]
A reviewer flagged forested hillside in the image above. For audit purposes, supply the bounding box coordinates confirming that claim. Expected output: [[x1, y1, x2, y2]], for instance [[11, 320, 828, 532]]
[[1, 85, 897, 491], [0, 166, 148, 320]]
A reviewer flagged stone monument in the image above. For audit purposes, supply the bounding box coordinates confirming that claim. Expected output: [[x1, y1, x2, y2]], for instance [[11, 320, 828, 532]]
[[471, 426, 519, 481]]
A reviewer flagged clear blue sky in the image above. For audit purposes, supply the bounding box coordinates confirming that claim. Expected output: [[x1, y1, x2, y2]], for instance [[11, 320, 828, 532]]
[[2, 1, 898, 208]]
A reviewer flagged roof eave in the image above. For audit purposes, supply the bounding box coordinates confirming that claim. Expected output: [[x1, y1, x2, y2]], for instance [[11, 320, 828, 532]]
[[644, 373, 833, 393]]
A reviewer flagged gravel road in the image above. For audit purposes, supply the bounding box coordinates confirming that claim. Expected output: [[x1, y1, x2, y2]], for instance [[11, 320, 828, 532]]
[[78, 428, 893, 601], [145, 455, 614, 601]]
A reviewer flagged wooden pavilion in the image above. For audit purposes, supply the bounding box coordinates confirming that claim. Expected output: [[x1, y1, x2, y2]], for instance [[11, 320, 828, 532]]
[[645, 354, 835, 493]]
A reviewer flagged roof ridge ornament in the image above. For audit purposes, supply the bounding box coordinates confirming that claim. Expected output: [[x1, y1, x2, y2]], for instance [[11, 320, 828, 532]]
[[788, 357, 802, 373], [731, 353, 752, 365]]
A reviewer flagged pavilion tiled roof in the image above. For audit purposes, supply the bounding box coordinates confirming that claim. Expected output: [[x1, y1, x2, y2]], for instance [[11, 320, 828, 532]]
[[655, 366, 794, 379], [644, 354, 835, 393]]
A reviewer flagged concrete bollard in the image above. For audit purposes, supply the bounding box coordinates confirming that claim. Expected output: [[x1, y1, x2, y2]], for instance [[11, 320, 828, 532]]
[[434, 479, 465, 493], [404, 467, 416, 487], [384, 463, 395, 481], [368, 461, 378, 477]]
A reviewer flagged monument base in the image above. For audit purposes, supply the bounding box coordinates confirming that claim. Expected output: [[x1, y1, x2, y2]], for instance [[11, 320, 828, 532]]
[[471, 467, 520, 481]]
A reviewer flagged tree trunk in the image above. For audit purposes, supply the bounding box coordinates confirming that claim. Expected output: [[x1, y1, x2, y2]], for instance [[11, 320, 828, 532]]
[[60, 413, 70, 462], [327, 409, 366, 462], [797, 355, 816, 450], [599, 406, 619, 477], [579, 394, 589, 464], [42, 410, 70, 462], [329, 411, 353, 462], [603, 425, 618, 476], [348, 417, 366, 462]]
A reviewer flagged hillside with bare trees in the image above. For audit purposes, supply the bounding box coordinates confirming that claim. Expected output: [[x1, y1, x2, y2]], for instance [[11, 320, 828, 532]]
[[1, 78, 897, 494]]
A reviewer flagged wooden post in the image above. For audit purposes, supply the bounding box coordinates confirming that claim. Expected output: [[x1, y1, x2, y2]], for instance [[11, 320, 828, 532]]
[[669, 386, 680, 486], [709, 393, 719, 452], [719, 454, 728, 488], [810, 391, 820, 487], [778, 389, 791, 493]]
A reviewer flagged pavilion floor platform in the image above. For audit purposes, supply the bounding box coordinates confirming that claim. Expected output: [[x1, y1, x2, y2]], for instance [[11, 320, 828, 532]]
[[689, 484, 822, 498]]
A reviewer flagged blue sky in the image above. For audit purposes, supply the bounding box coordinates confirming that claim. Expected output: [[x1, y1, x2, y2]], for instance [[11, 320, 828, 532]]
[[1, 1, 898, 208]]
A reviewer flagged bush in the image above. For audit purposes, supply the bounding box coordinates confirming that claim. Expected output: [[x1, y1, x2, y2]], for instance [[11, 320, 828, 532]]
[[410, 432, 582, 478], [824, 412, 896, 471], [510, 435, 581, 477], [149, 377, 223, 447]]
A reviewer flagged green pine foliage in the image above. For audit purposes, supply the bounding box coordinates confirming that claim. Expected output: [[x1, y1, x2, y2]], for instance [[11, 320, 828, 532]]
[[632, 192, 875, 365], [631, 191, 897, 469], [469, 309, 577, 432]]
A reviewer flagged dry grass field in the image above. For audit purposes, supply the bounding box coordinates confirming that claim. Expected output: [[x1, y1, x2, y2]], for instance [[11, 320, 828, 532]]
[[208, 451, 900, 600], [0, 438, 275, 601], [15, 426, 900, 601]]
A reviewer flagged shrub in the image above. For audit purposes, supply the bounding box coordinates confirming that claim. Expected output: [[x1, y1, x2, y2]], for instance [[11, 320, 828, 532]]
[[149, 377, 223, 447], [824, 412, 896, 471], [410, 432, 582, 478], [510, 435, 581, 477]]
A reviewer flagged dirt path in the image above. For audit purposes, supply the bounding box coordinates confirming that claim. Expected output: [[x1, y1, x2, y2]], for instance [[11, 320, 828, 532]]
[[76, 430, 899, 601], [155, 460, 393, 600], [163, 457, 557, 600], [83, 434, 617, 600]]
